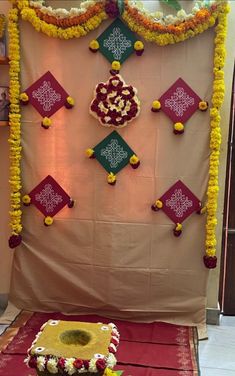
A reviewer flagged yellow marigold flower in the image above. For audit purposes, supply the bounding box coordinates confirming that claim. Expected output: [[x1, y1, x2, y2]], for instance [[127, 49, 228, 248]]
[[152, 100, 161, 111], [199, 101, 208, 111], [89, 39, 99, 50], [129, 154, 139, 165], [44, 216, 53, 226], [175, 223, 182, 231], [111, 61, 121, 71], [66, 96, 74, 106], [134, 40, 144, 51], [85, 148, 94, 158], [174, 122, 184, 132], [155, 200, 163, 209], [104, 369, 118, 376], [107, 172, 116, 184], [42, 117, 52, 128], [19, 92, 29, 102], [22, 194, 31, 204]]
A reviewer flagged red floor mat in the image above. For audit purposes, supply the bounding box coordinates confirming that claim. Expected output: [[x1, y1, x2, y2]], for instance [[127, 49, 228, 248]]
[[0, 311, 199, 376]]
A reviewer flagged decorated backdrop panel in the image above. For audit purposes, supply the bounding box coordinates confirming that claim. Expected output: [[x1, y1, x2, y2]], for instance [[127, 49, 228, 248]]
[[8, 0, 227, 326]]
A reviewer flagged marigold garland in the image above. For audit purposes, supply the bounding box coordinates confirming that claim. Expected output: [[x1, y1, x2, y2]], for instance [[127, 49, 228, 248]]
[[8, 7, 23, 248], [122, 1, 224, 46], [203, 2, 230, 269], [9, 0, 108, 39]]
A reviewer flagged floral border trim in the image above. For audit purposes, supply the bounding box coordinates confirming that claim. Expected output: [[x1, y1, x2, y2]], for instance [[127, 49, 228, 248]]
[[203, 2, 230, 268], [25, 321, 120, 375], [8, 8, 23, 249], [122, 1, 228, 46]]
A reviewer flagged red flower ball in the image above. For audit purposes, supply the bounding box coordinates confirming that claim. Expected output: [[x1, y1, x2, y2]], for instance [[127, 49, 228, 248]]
[[83, 360, 90, 370], [8, 234, 22, 248], [203, 255, 217, 269], [105, 1, 119, 18], [58, 358, 66, 370], [96, 358, 106, 371], [28, 356, 37, 369], [73, 359, 83, 369]]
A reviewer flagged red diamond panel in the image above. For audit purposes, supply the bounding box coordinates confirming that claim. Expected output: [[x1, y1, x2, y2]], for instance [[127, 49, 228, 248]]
[[29, 175, 70, 217], [160, 180, 200, 223], [159, 78, 201, 123], [25, 71, 69, 118]]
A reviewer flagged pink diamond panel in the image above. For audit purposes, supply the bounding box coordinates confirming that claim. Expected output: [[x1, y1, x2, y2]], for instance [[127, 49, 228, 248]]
[[159, 78, 201, 123], [160, 180, 200, 224], [25, 71, 69, 118], [29, 175, 70, 217]]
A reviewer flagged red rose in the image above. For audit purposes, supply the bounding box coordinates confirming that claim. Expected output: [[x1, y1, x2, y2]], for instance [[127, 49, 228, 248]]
[[96, 358, 106, 371], [73, 359, 83, 369]]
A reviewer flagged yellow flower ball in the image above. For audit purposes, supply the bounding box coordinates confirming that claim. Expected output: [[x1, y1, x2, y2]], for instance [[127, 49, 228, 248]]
[[155, 200, 163, 209], [152, 100, 161, 110], [66, 96, 75, 106], [42, 117, 52, 128], [174, 122, 184, 132], [85, 148, 94, 158], [199, 101, 208, 111], [111, 61, 121, 71], [89, 39, 99, 50], [22, 194, 31, 204], [134, 40, 144, 51], [19, 92, 29, 102], [44, 216, 53, 226], [129, 154, 139, 165], [175, 223, 182, 231], [107, 172, 116, 184]]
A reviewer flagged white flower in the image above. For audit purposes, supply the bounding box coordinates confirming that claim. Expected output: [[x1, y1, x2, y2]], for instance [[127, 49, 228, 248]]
[[112, 335, 119, 343], [109, 343, 117, 352], [37, 356, 46, 371], [106, 353, 117, 369], [154, 11, 163, 19], [24, 355, 30, 367], [164, 15, 177, 25], [47, 358, 58, 374], [65, 358, 76, 375], [89, 358, 98, 372], [177, 9, 187, 21]]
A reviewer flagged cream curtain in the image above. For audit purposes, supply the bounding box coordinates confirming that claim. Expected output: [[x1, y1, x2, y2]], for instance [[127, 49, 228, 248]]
[[8, 2, 217, 326]]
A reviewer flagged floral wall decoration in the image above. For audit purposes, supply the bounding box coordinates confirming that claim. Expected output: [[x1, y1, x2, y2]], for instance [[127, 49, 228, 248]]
[[20, 71, 74, 129], [22, 176, 74, 227], [7, 0, 230, 272], [151, 180, 203, 237], [151, 77, 208, 135], [90, 75, 140, 128]]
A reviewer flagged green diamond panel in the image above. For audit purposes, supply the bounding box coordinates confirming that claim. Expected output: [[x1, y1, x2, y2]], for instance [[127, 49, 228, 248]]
[[97, 18, 137, 64], [93, 131, 135, 174]]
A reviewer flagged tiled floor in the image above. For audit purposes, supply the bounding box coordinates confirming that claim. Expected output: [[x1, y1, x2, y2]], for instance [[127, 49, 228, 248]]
[[199, 316, 235, 376], [1, 316, 235, 375]]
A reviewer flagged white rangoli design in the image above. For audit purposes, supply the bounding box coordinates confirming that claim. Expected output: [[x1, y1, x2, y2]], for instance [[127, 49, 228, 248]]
[[101, 139, 128, 168], [35, 184, 63, 213], [103, 27, 132, 60], [165, 189, 193, 218], [165, 87, 194, 117], [32, 81, 61, 112]]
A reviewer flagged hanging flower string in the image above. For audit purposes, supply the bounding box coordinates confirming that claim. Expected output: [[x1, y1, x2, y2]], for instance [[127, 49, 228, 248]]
[[0, 14, 6, 38], [8, 7, 23, 248], [122, 1, 226, 46], [204, 2, 230, 269], [9, 0, 108, 39]]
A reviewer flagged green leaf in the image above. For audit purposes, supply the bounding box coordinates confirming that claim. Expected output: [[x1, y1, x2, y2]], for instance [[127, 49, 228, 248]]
[[117, 0, 125, 15], [160, 0, 182, 11], [115, 371, 124, 376]]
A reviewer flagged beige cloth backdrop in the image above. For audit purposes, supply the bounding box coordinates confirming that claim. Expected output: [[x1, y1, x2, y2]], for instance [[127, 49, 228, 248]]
[[9, 6, 215, 326]]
